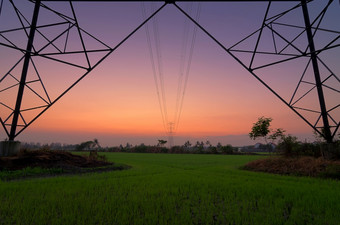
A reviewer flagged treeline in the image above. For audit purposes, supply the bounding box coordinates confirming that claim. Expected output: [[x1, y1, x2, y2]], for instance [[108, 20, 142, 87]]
[[21, 140, 240, 155], [21, 142, 77, 151], [249, 116, 340, 159], [276, 135, 340, 159], [104, 142, 237, 154]]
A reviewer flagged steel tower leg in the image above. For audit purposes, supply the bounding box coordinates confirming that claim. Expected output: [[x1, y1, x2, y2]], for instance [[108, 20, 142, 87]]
[[9, 0, 41, 141], [301, 0, 333, 143]]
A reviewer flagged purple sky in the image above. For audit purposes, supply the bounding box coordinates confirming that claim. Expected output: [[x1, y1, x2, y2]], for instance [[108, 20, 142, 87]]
[[0, 0, 339, 147]]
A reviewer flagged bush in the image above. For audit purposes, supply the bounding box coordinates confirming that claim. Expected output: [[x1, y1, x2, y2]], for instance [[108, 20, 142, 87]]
[[319, 164, 340, 179], [220, 145, 234, 154], [277, 135, 340, 159], [160, 147, 169, 153], [296, 142, 322, 158], [322, 141, 340, 160], [39, 144, 51, 151], [133, 144, 148, 153], [277, 135, 299, 157], [89, 150, 107, 162], [277, 135, 322, 158]]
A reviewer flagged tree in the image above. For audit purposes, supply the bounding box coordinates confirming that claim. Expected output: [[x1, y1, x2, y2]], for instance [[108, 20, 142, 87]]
[[135, 143, 147, 153], [125, 143, 132, 150], [249, 116, 272, 143], [221, 144, 234, 154], [276, 135, 299, 157], [76, 141, 94, 151], [184, 141, 192, 148], [269, 128, 286, 143], [216, 142, 222, 149], [194, 141, 204, 152], [93, 138, 101, 149], [249, 117, 285, 152], [157, 139, 167, 147]]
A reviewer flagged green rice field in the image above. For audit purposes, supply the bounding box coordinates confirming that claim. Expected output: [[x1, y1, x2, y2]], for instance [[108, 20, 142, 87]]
[[0, 153, 339, 225]]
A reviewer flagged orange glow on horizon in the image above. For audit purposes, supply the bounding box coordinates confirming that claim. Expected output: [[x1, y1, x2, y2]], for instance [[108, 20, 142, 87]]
[[1, 1, 338, 146]]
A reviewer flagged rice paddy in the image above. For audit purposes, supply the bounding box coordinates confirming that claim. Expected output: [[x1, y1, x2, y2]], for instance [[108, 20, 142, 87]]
[[0, 153, 339, 224]]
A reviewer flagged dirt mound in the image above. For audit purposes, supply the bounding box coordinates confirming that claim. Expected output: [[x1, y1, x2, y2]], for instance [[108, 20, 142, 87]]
[[0, 150, 112, 171], [243, 156, 340, 179]]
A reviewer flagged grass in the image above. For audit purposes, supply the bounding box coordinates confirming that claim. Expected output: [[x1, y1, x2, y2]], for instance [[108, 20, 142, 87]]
[[0, 167, 64, 181], [0, 164, 128, 181], [0, 153, 339, 224]]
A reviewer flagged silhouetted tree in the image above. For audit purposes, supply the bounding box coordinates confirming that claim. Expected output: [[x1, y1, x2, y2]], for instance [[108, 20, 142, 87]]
[[221, 144, 233, 154], [93, 138, 101, 149], [194, 141, 204, 153], [269, 128, 286, 144], [184, 141, 192, 148], [125, 143, 132, 149], [249, 117, 272, 144], [76, 141, 93, 151], [249, 117, 285, 152], [157, 139, 167, 147]]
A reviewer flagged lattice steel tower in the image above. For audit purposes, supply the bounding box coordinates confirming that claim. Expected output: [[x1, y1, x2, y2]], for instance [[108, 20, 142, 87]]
[[0, 0, 339, 147]]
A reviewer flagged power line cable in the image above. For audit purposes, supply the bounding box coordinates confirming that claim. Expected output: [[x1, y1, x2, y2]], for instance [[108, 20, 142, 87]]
[[142, 2, 201, 136], [151, 3, 169, 131], [141, 3, 167, 132], [176, 3, 201, 132], [174, 2, 192, 129]]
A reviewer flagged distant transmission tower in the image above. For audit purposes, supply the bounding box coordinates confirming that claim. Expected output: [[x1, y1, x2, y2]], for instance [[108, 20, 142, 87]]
[[167, 122, 174, 149]]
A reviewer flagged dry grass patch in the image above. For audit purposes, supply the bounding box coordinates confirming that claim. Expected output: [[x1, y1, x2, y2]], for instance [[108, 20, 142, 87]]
[[0, 150, 129, 181], [242, 156, 340, 179], [0, 149, 112, 171]]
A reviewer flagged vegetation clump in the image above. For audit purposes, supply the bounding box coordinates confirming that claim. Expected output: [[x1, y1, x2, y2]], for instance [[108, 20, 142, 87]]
[[105, 141, 239, 154], [244, 116, 340, 179], [249, 116, 285, 152], [0, 149, 111, 170], [0, 149, 128, 181], [242, 156, 340, 179]]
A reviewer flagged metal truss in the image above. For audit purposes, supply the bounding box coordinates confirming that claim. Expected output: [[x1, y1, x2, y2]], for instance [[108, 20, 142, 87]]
[[0, 0, 339, 143], [0, 0, 166, 140]]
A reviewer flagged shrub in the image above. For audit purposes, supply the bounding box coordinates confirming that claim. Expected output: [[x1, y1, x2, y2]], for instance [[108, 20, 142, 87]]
[[133, 144, 148, 153], [89, 150, 107, 162], [39, 144, 51, 151], [221, 145, 233, 154], [277, 135, 299, 157], [296, 142, 322, 158], [277, 135, 340, 159], [322, 141, 340, 160], [319, 164, 340, 179], [209, 146, 218, 154]]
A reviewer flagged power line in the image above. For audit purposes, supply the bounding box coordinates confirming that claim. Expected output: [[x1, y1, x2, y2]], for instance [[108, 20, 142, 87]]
[[142, 2, 201, 141], [141, 2, 167, 132], [174, 2, 192, 132], [175, 3, 201, 132], [151, 3, 169, 131]]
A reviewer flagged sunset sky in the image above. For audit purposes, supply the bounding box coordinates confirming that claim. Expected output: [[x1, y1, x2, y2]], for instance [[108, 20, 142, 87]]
[[0, 0, 339, 147]]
